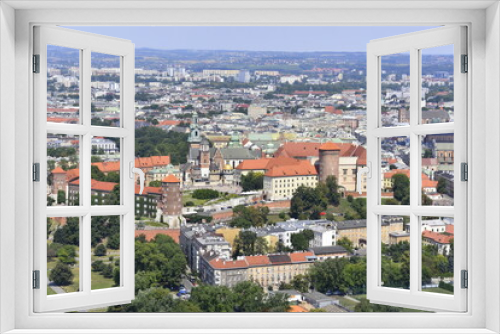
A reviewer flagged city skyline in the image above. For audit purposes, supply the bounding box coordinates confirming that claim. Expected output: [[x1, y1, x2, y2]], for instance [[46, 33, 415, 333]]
[[67, 26, 453, 54]]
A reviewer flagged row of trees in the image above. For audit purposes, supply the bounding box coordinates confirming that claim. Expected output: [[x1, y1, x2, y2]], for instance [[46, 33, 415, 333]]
[[109, 281, 290, 313], [135, 126, 189, 164]]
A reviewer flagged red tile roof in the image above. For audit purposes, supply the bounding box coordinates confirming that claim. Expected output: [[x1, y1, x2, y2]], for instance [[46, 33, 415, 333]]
[[92, 156, 171, 173], [245, 255, 271, 266], [66, 168, 80, 182], [51, 167, 66, 174], [445, 224, 454, 234], [319, 142, 341, 151], [265, 160, 317, 177], [135, 185, 162, 195], [91, 161, 120, 173], [422, 230, 454, 244], [235, 158, 271, 170], [290, 251, 314, 263], [134, 229, 180, 243], [135, 156, 171, 168], [158, 120, 181, 126], [288, 305, 308, 313], [162, 174, 180, 183], [209, 258, 248, 270], [422, 179, 438, 189], [274, 142, 366, 165], [71, 179, 118, 192]]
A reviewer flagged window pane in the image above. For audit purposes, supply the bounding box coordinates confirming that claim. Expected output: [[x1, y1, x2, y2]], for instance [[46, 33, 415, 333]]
[[91, 52, 121, 127], [421, 133, 454, 206], [91, 216, 121, 290], [47, 133, 80, 207], [381, 215, 410, 289], [421, 217, 454, 295], [380, 52, 410, 127], [421, 45, 454, 124], [47, 216, 81, 295], [91, 136, 120, 205], [381, 136, 410, 204], [47, 45, 80, 124]]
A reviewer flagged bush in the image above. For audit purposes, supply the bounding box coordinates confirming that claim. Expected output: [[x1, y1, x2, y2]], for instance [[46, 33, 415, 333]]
[[192, 189, 219, 200], [438, 280, 454, 293], [102, 264, 114, 278], [94, 244, 107, 256], [185, 201, 195, 207], [92, 260, 105, 272], [49, 262, 74, 286]]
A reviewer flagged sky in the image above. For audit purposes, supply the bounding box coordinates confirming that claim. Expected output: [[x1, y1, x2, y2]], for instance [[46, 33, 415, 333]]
[[67, 26, 453, 54]]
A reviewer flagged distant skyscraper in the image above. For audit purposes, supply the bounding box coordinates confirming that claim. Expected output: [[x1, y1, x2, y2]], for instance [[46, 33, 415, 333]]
[[237, 69, 251, 83]]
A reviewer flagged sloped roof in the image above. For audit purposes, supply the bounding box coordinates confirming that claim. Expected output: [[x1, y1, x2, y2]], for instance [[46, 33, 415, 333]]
[[162, 174, 180, 183], [422, 230, 453, 244], [319, 142, 341, 151], [289, 251, 314, 263], [274, 142, 367, 165], [235, 158, 271, 170], [51, 167, 66, 174], [265, 160, 317, 177], [245, 255, 271, 266]]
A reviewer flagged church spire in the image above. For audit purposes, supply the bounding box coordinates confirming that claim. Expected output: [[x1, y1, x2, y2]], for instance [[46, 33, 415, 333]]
[[188, 111, 201, 144]]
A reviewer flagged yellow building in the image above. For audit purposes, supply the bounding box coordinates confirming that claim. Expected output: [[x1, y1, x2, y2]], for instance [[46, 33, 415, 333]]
[[215, 227, 241, 247], [336, 217, 404, 248]]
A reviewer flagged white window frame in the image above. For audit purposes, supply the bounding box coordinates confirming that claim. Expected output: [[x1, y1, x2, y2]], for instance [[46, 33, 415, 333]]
[[366, 26, 467, 312], [33, 26, 136, 312], [0, 1, 498, 334]]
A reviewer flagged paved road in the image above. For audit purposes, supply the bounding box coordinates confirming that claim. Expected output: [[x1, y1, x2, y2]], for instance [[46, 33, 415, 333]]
[[48, 278, 67, 294]]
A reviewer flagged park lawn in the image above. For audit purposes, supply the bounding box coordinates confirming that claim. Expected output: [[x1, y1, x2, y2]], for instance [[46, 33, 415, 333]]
[[47, 286, 58, 295], [267, 213, 289, 224], [182, 192, 210, 206], [337, 296, 359, 310], [91, 271, 115, 290], [352, 294, 366, 301], [422, 287, 453, 295], [328, 199, 359, 221]]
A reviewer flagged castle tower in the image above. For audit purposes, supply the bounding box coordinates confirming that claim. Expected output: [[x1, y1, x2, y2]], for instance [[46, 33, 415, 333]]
[[51, 167, 67, 195], [158, 174, 185, 228], [199, 137, 211, 179], [318, 142, 341, 183]]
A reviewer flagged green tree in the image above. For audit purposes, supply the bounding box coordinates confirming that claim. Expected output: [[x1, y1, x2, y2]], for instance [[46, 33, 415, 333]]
[[189, 285, 235, 312], [392, 174, 410, 204], [423, 149, 433, 158], [337, 237, 354, 253], [102, 263, 114, 278], [309, 258, 350, 293], [290, 230, 314, 251], [192, 189, 220, 200], [233, 231, 258, 256], [241, 172, 264, 191], [56, 245, 77, 265], [53, 217, 80, 246], [437, 177, 447, 194], [108, 288, 201, 313], [149, 180, 162, 187], [57, 190, 66, 204], [49, 262, 74, 286], [94, 244, 107, 256], [325, 175, 341, 206], [134, 234, 187, 288], [107, 233, 120, 250], [290, 274, 310, 293]]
